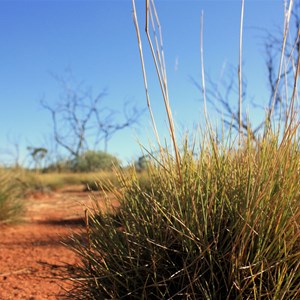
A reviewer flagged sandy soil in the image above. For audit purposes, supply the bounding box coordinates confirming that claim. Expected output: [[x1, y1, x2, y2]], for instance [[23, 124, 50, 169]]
[[0, 186, 102, 300]]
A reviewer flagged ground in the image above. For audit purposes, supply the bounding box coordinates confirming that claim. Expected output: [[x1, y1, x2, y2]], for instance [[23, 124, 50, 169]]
[[0, 185, 114, 300]]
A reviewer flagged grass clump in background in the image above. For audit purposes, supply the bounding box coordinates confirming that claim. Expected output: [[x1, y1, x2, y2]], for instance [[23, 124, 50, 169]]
[[18, 171, 121, 193], [18, 152, 147, 193], [67, 128, 300, 299], [0, 168, 24, 224]]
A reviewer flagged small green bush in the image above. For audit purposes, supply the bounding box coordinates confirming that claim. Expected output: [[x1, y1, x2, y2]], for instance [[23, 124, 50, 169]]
[[71, 151, 120, 172], [44, 151, 120, 173], [0, 169, 24, 224], [68, 130, 300, 299]]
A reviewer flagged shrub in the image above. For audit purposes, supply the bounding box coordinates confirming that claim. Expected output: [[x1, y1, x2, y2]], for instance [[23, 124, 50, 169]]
[[67, 129, 300, 299], [72, 151, 120, 172], [0, 168, 24, 224], [43, 158, 72, 173], [44, 151, 120, 173], [134, 155, 150, 172], [71, 151, 120, 172]]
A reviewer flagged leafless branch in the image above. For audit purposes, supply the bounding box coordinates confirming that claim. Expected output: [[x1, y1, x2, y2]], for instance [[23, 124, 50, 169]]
[[42, 73, 144, 160]]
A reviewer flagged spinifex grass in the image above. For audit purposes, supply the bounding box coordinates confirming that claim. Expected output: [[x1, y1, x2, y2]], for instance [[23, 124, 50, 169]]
[[66, 1, 300, 298], [67, 127, 300, 299], [0, 168, 24, 224]]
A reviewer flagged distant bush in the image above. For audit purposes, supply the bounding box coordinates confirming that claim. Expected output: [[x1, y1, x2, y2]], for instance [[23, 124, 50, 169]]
[[134, 155, 149, 172], [43, 159, 72, 173], [72, 151, 120, 172], [0, 169, 24, 224], [44, 151, 120, 173]]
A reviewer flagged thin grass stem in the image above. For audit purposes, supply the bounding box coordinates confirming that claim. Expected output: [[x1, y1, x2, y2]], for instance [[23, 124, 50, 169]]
[[238, 0, 245, 141], [132, 0, 162, 149], [200, 10, 208, 123]]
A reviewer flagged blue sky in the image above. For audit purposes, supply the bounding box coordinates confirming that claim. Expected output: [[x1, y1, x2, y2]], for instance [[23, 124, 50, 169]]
[[0, 0, 286, 166]]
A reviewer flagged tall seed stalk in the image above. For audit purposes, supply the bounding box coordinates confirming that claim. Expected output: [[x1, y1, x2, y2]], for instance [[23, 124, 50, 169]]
[[132, 0, 182, 182], [238, 0, 245, 141], [200, 10, 208, 123], [132, 0, 161, 149], [269, 0, 294, 122]]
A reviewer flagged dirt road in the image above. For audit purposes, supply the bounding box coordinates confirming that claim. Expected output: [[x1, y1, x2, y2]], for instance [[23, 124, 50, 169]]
[[0, 186, 94, 300]]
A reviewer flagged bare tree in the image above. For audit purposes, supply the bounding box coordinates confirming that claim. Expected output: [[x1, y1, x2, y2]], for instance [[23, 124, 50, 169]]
[[193, 1, 299, 139], [191, 68, 262, 141], [264, 1, 300, 121], [42, 73, 144, 162], [94, 101, 143, 153]]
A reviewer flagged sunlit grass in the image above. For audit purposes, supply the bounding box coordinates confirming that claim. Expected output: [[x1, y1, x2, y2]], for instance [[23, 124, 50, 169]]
[[19, 171, 117, 192], [67, 127, 300, 299], [21, 170, 149, 193], [65, 0, 300, 298], [0, 168, 24, 224]]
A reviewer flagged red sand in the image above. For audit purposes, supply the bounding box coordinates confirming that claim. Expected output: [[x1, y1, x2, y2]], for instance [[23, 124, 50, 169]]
[[0, 186, 97, 299]]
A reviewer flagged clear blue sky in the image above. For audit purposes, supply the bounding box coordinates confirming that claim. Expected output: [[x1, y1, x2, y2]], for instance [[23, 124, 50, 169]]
[[0, 0, 285, 166]]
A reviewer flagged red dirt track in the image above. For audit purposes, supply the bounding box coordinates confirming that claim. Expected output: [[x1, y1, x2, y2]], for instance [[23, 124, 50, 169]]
[[0, 186, 97, 299]]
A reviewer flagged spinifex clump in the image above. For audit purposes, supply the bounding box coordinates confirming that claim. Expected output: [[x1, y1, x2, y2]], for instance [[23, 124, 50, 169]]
[[68, 128, 300, 299], [67, 0, 300, 298], [0, 168, 24, 224]]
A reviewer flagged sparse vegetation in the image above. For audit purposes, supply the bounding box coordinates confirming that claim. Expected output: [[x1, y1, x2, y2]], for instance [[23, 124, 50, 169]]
[[16, 168, 148, 193], [1, 0, 299, 299], [0, 168, 24, 224], [19, 171, 119, 192]]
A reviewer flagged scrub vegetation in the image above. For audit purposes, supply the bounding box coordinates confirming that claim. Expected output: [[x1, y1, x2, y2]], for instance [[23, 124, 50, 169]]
[[0, 1, 299, 299]]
